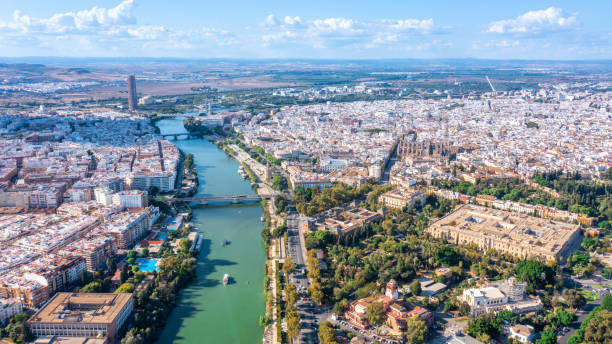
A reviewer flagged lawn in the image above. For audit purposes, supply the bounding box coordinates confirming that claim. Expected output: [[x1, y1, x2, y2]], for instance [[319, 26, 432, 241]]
[[578, 288, 599, 303]]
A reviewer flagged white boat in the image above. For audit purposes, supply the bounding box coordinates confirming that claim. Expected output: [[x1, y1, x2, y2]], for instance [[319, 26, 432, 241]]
[[260, 215, 265, 222], [223, 273, 230, 285]]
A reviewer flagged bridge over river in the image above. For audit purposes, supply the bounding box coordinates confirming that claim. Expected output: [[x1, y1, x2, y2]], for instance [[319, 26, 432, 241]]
[[160, 132, 200, 140], [167, 193, 277, 204]]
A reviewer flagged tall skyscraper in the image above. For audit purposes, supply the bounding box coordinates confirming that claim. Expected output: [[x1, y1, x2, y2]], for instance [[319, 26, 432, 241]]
[[127, 75, 137, 111]]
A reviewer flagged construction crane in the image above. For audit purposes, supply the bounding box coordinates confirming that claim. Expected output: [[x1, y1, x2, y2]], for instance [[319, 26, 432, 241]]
[[485, 76, 496, 92]]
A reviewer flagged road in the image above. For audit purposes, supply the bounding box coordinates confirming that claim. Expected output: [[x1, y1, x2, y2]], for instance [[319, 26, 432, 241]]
[[286, 212, 318, 344], [558, 273, 611, 344]]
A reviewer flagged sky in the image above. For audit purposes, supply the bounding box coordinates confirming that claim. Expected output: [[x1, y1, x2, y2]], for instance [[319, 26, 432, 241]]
[[0, 0, 610, 60]]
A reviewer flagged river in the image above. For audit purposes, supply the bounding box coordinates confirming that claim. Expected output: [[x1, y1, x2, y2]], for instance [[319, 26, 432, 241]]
[[155, 117, 265, 343]]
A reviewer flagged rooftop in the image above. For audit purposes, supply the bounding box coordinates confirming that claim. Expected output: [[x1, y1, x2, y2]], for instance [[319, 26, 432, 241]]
[[29, 293, 132, 325]]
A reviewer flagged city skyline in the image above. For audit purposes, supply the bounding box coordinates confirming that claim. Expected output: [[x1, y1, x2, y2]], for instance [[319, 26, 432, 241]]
[[0, 0, 610, 60]]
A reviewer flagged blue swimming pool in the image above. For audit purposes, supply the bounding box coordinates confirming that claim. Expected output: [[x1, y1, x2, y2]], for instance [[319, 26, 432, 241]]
[[136, 258, 160, 272]]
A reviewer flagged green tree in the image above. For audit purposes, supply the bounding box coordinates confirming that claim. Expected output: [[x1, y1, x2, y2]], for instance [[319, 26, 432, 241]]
[[318, 321, 337, 344], [308, 281, 324, 305], [80, 281, 104, 293], [115, 282, 135, 293], [583, 309, 611, 344], [458, 302, 471, 316], [468, 313, 500, 339], [366, 301, 386, 326], [563, 289, 586, 310], [283, 257, 296, 277], [272, 174, 287, 190], [286, 310, 301, 344], [410, 279, 422, 296], [535, 331, 555, 344], [405, 316, 428, 344], [5, 313, 32, 344], [285, 283, 299, 309], [106, 258, 116, 276], [134, 271, 146, 283], [121, 328, 145, 344], [514, 260, 554, 290], [435, 246, 461, 267], [120, 263, 129, 283], [179, 238, 192, 253]]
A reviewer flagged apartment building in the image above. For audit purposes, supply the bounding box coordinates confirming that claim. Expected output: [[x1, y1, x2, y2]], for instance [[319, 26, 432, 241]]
[[0, 298, 22, 323], [105, 212, 149, 250], [113, 190, 147, 208], [94, 188, 115, 206], [128, 172, 175, 193], [29, 186, 62, 209], [0, 276, 49, 307], [22, 255, 87, 295]]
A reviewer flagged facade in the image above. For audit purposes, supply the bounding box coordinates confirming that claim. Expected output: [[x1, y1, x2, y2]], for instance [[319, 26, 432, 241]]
[[127, 75, 137, 111], [0, 298, 23, 324], [0, 191, 30, 208], [62, 236, 116, 272], [24, 256, 87, 295], [397, 137, 455, 165], [94, 188, 115, 206], [378, 189, 425, 210], [106, 212, 149, 249], [29, 293, 133, 344], [29, 186, 62, 209], [65, 187, 93, 202], [460, 278, 543, 317], [0, 279, 49, 307], [426, 204, 581, 263], [129, 172, 176, 193], [319, 157, 349, 172], [113, 190, 147, 208]]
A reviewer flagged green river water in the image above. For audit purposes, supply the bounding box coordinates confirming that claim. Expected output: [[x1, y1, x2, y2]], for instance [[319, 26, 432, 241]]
[[155, 118, 265, 344]]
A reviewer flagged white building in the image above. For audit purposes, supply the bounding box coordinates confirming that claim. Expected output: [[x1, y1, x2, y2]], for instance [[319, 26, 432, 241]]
[[459, 278, 542, 316], [64, 188, 93, 202], [461, 287, 508, 315], [368, 164, 382, 180], [129, 172, 176, 192], [319, 157, 349, 172], [94, 187, 115, 206], [29, 187, 61, 209], [0, 299, 23, 323], [506, 324, 535, 343], [113, 190, 147, 208]]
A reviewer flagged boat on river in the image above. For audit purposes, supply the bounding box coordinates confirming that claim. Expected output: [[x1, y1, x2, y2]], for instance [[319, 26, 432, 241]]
[[223, 273, 230, 285]]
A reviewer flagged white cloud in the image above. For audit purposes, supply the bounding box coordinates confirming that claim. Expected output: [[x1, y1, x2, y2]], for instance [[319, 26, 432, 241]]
[[261, 15, 440, 50], [385, 19, 435, 33], [486, 7, 577, 34], [1, 0, 135, 34], [0, 1, 239, 56]]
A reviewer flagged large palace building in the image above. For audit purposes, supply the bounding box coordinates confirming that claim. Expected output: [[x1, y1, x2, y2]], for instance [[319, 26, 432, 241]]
[[28, 293, 133, 343], [426, 204, 581, 262]]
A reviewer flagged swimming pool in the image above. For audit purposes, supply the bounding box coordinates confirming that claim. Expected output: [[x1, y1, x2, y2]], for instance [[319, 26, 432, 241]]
[[136, 258, 160, 272]]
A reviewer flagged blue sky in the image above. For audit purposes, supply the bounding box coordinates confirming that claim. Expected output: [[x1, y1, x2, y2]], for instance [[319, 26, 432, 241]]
[[0, 0, 610, 59]]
